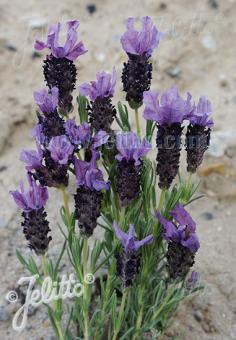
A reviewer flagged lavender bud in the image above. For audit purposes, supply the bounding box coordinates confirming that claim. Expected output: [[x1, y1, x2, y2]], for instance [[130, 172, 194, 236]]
[[156, 123, 183, 189], [117, 159, 142, 206], [74, 187, 103, 237], [116, 250, 140, 287], [186, 97, 213, 173]]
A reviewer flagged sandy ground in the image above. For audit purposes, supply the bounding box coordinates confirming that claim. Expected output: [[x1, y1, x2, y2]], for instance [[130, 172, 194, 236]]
[[0, 0, 236, 339]]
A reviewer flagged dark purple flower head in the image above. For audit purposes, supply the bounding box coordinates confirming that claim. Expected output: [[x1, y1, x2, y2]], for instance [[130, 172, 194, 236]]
[[143, 87, 194, 125], [31, 124, 45, 145], [156, 204, 200, 253], [35, 20, 87, 61], [80, 67, 116, 101], [121, 16, 164, 57], [34, 87, 59, 114], [64, 119, 91, 146], [74, 150, 110, 191], [92, 130, 110, 149], [20, 148, 43, 171], [189, 96, 214, 128], [10, 175, 48, 213], [115, 132, 151, 165], [47, 135, 74, 165], [113, 222, 154, 254]]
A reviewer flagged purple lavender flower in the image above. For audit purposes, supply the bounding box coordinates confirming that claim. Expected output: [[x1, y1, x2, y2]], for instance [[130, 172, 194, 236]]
[[121, 17, 163, 107], [156, 204, 199, 253], [115, 132, 150, 206], [74, 151, 109, 236], [34, 87, 59, 114], [143, 87, 194, 189], [143, 87, 193, 125], [116, 132, 151, 166], [80, 69, 117, 133], [121, 16, 164, 57], [47, 135, 74, 165], [156, 204, 199, 280], [37, 21, 87, 114], [80, 68, 116, 101], [113, 221, 153, 287], [74, 151, 109, 191], [10, 175, 51, 255], [31, 124, 45, 145], [10, 175, 48, 213], [64, 119, 91, 146], [35, 20, 87, 61], [186, 97, 213, 173], [113, 222, 154, 253], [189, 96, 214, 128], [92, 130, 110, 149], [20, 148, 43, 171]]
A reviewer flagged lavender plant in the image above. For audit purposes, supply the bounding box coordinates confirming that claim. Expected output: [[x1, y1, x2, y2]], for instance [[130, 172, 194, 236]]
[[10, 16, 213, 339]]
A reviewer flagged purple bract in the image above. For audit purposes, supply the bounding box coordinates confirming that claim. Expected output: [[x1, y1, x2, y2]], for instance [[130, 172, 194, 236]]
[[156, 203, 200, 253], [10, 175, 48, 212], [120, 16, 164, 56], [80, 67, 116, 101], [20, 148, 43, 171], [143, 86, 194, 125], [115, 132, 151, 165], [64, 119, 91, 146], [34, 87, 59, 114], [35, 20, 87, 61], [113, 222, 154, 253], [189, 96, 214, 128], [47, 135, 74, 165], [74, 151, 110, 191]]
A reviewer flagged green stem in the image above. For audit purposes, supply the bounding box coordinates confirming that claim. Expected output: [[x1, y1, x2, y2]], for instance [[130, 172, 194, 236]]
[[83, 238, 90, 340], [135, 108, 141, 139], [61, 187, 70, 219], [152, 286, 174, 321], [158, 189, 166, 211], [153, 190, 166, 239], [186, 172, 193, 191], [41, 254, 48, 277], [41, 255, 64, 340], [112, 290, 128, 340]]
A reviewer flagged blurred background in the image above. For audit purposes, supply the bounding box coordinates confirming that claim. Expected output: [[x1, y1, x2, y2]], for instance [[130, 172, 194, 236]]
[[0, 0, 236, 339]]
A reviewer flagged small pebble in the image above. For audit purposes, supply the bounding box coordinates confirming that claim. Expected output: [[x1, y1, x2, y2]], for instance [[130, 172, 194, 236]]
[[86, 4, 97, 15], [0, 165, 7, 172], [4, 43, 17, 52], [201, 35, 217, 51], [193, 309, 203, 322], [165, 66, 181, 78], [0, 306, 10, 321], [159, 2, 167, 10], [208, 0, 218, 8], [201, 212, 214, 221], [219, 74, 228, 87]]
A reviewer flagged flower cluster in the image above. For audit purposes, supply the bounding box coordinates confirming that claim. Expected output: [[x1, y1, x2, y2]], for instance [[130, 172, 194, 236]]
[[115, 132, 151, 206], [113, 222, 153, 287], [156, 204, 200, 279], [80, 68, 117, 133], [121, 17, 164, 108], [10, 16, 211, 338], [143, 87, 213, 189]]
